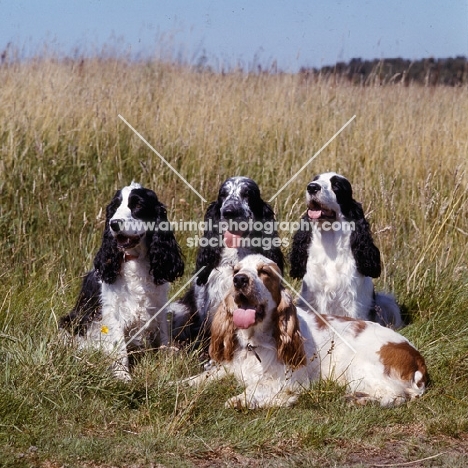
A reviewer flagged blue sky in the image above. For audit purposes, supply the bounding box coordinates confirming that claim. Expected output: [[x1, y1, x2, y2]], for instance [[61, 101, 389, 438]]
[[2, 0, 467, 71]]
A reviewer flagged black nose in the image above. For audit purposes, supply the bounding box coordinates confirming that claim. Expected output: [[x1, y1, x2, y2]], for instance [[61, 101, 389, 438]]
[[307, 182, 321, 194], [233, 273, 249, 289], [110, 219, 123, 232], [221, 203, 243, 219]]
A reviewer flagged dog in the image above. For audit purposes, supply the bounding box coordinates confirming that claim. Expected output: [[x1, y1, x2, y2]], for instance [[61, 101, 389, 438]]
[[60, 182, 184, 380], [171, 176, 284, 344], [290, 172, 402, 328], [183, 254, 427, 409]]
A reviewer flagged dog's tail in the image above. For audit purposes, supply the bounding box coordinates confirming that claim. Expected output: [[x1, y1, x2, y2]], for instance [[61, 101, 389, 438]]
[[410, 370, 427, 397], [380, 340, 428, 405], [403, 359, 429, 404]]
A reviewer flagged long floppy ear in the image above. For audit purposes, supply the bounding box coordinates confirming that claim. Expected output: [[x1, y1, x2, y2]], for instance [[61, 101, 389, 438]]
[[209, 293, 238, 363], [273, 289, 306, 369], [149, 204, 185, 284], [349, 208, 381, 278], [289, 213, 313, 279], [59, 270, 102, 336], [248, 198, 285, 274], [195, 201, 223, 285], [94, 191, 122, 284], [262, 201, 285, 274], [332, 176, 381, 277]]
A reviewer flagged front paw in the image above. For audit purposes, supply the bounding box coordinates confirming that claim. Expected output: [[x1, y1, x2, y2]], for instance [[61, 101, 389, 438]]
[[113, 369, 132, 382], [225, 393, 260, 410], [225, 389, 298, 409], [158, 344, 180, 354], [178, 371, 213, 387]]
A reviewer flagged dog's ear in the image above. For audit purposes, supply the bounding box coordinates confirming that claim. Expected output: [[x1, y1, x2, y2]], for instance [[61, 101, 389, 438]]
[[350, 214, 381, 278], [149, 204, 184, 284], [342, 197, 364, 220], [289, 213, 313, 279], [209, 293, 238, 363], [333, 188, 381, 278], [261, 200, 275, 222], [274, 289, 306, 369], [254, 200, 285, 274], [59, 270, 102, 336], [263, 200, 285, 273], [94, 191, 123, 283], [267, 246, 285, 275], [195, 201, 223, 285]]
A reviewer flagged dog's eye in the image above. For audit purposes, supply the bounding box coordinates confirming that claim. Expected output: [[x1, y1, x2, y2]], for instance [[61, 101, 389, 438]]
[[259, 267, 270, 276], [129, 196, 143, 210]]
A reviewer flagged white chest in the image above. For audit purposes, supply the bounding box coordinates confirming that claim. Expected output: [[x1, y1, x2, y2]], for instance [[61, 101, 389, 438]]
[[299, 229, 373, 318], [306, 229, 356, 285], [102, 260, 169, 326]]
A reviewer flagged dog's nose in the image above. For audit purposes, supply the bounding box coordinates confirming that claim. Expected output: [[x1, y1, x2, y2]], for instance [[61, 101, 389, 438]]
[[221, 204, 243, 220], [110, 219, 123, 232], [233, 273, 249, 289], [307, 182, 321, 194]]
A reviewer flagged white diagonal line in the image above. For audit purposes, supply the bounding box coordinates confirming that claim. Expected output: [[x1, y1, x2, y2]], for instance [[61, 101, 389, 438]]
[[118, 114, 207, 203], [125, 267, 205, 348], [268, 115, 356, 202], [271, 270, 357, 353]]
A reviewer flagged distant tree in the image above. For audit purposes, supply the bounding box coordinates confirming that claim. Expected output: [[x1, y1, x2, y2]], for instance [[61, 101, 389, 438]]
[[299, 56, 468, 86]]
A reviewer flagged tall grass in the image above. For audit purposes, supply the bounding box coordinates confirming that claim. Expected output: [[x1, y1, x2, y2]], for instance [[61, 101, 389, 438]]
[[0, 55, 467, 466]]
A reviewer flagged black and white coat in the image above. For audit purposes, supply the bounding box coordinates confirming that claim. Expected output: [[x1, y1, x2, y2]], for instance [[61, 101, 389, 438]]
[[171, 176, 284, 343], [60, 182, 184, 379], [290, 172, 402, 328]]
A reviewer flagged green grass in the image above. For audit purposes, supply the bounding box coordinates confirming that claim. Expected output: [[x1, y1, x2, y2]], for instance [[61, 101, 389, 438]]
[[0, 55, 467, 467]]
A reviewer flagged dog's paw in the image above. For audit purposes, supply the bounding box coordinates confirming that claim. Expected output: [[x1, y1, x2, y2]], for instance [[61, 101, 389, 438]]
[[158, 344, 180, 353], [344, 392, 372, 406], [225, 393, 261, 410], [113, 369, 132, 382]]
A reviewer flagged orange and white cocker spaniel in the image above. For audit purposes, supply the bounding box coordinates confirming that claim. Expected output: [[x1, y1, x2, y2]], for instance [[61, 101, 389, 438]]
[[184, 254, 427, 409]]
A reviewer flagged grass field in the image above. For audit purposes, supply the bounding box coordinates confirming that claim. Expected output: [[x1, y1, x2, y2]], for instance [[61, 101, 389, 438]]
[[0, 55, 467, 467]]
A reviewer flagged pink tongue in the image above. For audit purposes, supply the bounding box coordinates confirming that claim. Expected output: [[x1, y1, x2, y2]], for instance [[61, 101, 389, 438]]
[[308, 209, 322, 219], [224, 231, 242, 248], [232, 308, 257, 329]]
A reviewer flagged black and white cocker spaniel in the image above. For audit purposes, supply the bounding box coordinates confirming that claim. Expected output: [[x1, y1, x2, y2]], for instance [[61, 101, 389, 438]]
[[60, 182, 184, 380], [171, 176, 284, 343], [290, 172, 402, 328], [183, 254, 427, 409]]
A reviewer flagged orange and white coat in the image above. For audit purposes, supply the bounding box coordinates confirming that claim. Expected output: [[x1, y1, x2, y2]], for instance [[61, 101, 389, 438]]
[[185, 254, 427, 409]]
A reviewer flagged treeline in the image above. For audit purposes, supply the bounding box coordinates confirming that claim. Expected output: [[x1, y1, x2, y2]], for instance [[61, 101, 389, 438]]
[[300, 57, 468, 86]]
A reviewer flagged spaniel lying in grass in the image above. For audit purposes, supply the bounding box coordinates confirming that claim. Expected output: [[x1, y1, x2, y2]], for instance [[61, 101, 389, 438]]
[[184, 254, 427, 409]]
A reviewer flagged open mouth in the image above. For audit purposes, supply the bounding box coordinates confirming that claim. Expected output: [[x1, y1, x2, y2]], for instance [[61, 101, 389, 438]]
[[307, 201, 336, 220], [115, 234, 143, 250], [232, 293, 265, 329], [223, 230, 245, 248], [221, 219, 251, 248]]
